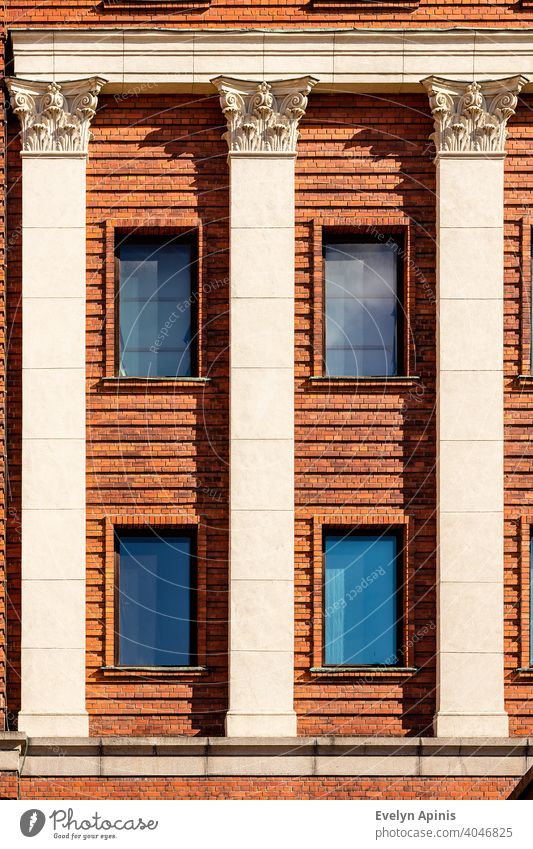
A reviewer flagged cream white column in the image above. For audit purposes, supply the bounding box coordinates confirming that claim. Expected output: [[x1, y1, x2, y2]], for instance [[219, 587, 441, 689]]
[[212, 76, 316, 737], [423, 76, 526, 738], [6, 77, 105, 737]]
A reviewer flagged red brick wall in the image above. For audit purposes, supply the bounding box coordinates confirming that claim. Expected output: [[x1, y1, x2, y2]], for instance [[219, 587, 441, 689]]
[[6, 0, 533, 30], [294, 92, 437, 735], [4, 91, 232, 733], [4, 91, 438, 735], [4, 83, 533, 737], [14, 776, 516, 800], [6, 97, 22, 724], [0, 772, 17, 800], [85, 92, 230, 736], [0, 0, 6, 737], [504, 101, 533, 735]]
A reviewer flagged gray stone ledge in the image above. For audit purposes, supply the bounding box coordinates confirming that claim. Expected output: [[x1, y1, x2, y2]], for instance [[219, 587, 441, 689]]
[[0, 736, 529, 779]]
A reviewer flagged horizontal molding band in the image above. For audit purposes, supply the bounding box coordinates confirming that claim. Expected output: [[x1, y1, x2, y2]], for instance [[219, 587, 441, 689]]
[[9, 27, 533, 93], [0, 734, 531, 777]]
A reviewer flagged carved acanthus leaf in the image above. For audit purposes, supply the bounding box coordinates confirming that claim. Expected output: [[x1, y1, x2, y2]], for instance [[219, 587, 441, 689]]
[[422, 75, 527, 155], [5, 77, 107, 154], [211, 76, 318, 154]]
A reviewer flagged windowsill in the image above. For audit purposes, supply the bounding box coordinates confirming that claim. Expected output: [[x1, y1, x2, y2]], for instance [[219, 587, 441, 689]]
[[309, 375, 420, 388], [310, 666, 417, 678], [516, 374, 533, 388], [104, 0, 208, 4], [515, 667, 533, 677], [99, 376, 211, 390], [100, 665, 209, 678]]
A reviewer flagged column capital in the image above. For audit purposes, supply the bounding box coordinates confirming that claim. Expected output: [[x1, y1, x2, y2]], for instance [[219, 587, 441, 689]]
[[211, 75, 318, 155], [422, 74, 527, 157], [5, 76, 107, 155]]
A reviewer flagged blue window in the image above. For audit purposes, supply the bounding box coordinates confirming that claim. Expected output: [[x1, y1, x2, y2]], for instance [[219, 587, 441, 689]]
[[116, 531, 196, 667], [324, 236, 401, 377], [324, 531, 400, 666], [117, 235, 197, 377]]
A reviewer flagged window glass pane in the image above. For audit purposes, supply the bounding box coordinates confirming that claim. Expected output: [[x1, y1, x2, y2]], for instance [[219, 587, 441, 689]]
[[118, 532, 195, 666], [118, 238, 195, 377], [324, 532, 399, 665], [325, 240, 399, 377]]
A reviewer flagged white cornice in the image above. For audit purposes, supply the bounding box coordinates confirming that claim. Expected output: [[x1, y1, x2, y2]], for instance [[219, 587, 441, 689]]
[[8, 27, 533, 93]]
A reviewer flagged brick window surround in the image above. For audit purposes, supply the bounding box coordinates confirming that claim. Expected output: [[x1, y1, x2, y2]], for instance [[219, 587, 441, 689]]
[[102, 514, 208, 678], [103, 217, 207, 385], [310, 512, 416, 677], [519, 218, 533, 378], [518, 516, 533, 673], [311, 215, 416, 382]]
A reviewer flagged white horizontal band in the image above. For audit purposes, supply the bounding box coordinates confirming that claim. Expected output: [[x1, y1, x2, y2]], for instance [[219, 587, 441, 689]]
[[10, 27, 533, 93]]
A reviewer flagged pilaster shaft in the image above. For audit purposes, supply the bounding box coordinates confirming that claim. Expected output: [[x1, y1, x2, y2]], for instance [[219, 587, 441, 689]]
[[6, 76, 106, 737], [213, 75, 317, 736], [423, 75, 526, 737]]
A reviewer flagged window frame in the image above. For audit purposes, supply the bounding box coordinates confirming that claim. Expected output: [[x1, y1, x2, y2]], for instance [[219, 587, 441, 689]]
[[102, 515, 207, 677], [322, 526, 404, 668], [114, 527, 198, 669], [104, 218, 206, 383], [322, 232, 404, 379], [311, 513, 414, 674], [312, 217, 414, 380], [519, 218, 533, 377], [519, 516, 533, 670], [115, 232, 199, 380]]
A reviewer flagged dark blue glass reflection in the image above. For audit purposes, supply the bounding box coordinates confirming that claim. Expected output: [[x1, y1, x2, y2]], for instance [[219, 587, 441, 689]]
[[324, 532, 399, 665], [118, 532, 195, 666], [325, 239, 399, 377], [118, 237, 195, 377]]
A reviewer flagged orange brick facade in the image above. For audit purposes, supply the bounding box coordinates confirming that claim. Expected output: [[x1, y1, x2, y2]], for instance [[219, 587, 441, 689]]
[[2, 0, 533, 802], [0, 776, 517, 801], [4, 90, 439, 738], [0, 0, 5, 742], [5, 0, 533, 29]]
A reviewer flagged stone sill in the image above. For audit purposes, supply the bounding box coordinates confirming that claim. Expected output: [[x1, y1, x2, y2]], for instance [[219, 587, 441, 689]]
[[515, 667, 533, 677], [313, 0, 417, 5], [515, 375, 533, 389], [310, 666, 418, 678], [100, 665, 209, 678], [0, 735, 529, 779], [308, 375, 421, 390], [104, 0, 207, 3], [98, 376, 211, 391]]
